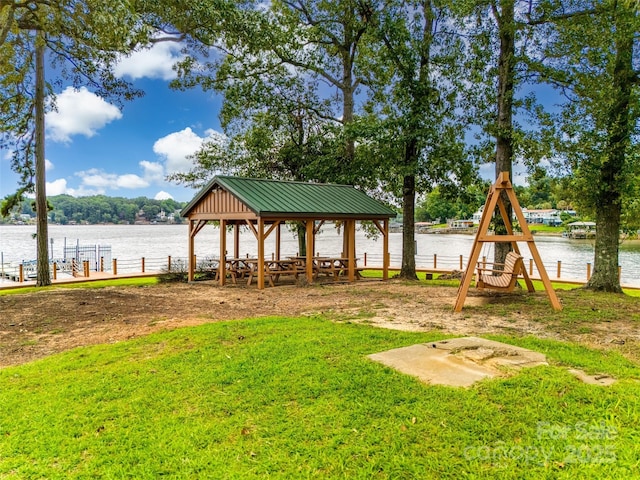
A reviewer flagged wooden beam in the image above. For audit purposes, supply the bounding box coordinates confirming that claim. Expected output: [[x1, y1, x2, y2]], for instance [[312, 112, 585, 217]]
[[190, 219, 207, 238], [188, 220, 195, 282], [234, 223, 240, 259], [257, 218, 265, 289], [264, 220, 281, 239], [477, 235, 532, 243], [382, 219, 389, 280], [347, 220, 356, 281], [306, 220, 314, 283], [454, 172, 562, 311], [245, 220, 258, 238], [190, 212, 258, 221], [219, 219, 227, 286]]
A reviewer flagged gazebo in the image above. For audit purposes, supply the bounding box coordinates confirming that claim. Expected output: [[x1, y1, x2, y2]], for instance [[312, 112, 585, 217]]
[[181, 176, 396, 289]]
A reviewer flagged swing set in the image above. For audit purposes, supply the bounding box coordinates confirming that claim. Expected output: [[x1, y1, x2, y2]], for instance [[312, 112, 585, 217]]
[[454, 172, 562, 312]]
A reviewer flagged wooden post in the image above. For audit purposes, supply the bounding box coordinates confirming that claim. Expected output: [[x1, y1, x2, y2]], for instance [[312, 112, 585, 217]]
[[234, 223, 240, 259], [52, 262, 57, 280], [433, 254, 437, 269], [364, 252, 367, 266], [257, 218, 265, 289], [587, 262, 591, 280], [455, 172, 561, 311], [83, 260, 90, 277], [347, 219, 356, 281], [459, 255, 463, 270], [113, 259, 118, 275], [381, 220, 389, 280], [529, 259, 534, 276], [188, 220, 195, 282], [305, 220, 314, 284], [220, 219, 227, 286], [167, 256, 172, 273], [71, 258, 77, 277], [557, 260, 561, 279], [141, 257, 145, 273], [618, 265, 622, 282], [19, 264, 24, 282]]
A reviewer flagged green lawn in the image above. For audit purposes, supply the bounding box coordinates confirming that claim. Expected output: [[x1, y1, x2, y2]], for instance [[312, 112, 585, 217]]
[[0, 277, 158, 296], [1, 316, 639, 478]]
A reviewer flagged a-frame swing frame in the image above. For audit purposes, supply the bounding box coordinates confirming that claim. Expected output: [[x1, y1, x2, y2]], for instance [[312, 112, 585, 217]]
[[454, 172, 562, 312]]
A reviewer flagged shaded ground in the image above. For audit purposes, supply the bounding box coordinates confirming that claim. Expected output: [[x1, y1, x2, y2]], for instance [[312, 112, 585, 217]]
[[1, 280, 639, 368]]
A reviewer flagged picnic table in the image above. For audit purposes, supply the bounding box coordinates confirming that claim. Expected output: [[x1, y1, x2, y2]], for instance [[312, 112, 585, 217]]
[[221, 256, 362, 287], [314, 257, 361, 280], [224, 258, 258, 285], [265, 259, 306, 286]]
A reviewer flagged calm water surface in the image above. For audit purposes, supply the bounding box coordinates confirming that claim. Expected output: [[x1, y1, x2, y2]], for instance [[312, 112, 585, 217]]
[[2, 224, 640, 286]]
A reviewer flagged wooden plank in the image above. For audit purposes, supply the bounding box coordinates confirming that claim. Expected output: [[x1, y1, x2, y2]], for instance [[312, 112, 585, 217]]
[[477, 235, 533, 243]]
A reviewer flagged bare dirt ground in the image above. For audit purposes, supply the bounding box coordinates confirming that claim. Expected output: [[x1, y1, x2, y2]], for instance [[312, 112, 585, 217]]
[[1, 279, 638, 368]]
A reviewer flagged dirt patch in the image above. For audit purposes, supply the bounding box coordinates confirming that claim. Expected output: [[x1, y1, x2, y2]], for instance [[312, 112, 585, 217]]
[[0, 280, 638, 368]]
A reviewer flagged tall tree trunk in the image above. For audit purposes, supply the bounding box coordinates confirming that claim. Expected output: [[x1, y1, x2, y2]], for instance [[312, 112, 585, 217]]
[[400, 172, 417, 279], [341, 46, 356, 182], [296, 221, 307, 256], [493, 0, 515, 266], [585, 21, 633, 293], [35, 31, 51, 287]]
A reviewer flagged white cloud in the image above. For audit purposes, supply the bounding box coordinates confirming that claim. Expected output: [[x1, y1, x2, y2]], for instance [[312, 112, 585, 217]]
[[46, 87, 122, 143], [154, 191, 174, 200], [77, 168, 117, 188], [153, 127, 225, 174], [140, 160, 165, 183], [117, 174, 149, 189], [46, 178, 69, 196], [45, 159, 54, 171], [75, 169, 150, 190], [114, 42, 183, 81]]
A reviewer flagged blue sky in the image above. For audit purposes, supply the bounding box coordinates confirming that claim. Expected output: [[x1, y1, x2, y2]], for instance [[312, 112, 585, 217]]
[[0, 42, 224, 203], [0, 41, 538, 204]]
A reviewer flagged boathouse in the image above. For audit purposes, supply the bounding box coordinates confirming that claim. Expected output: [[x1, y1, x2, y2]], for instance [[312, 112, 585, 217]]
[[181, 176, 396, 289]]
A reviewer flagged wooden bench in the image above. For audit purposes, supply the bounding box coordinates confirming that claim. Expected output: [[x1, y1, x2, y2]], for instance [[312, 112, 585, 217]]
[[476, 251, 523, 292]]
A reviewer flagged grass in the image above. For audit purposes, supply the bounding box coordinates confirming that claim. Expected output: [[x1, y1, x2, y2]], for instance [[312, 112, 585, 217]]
[[1, 316, 640, 479], [0, 276, 158, 296], [528, 225, 565, 234]]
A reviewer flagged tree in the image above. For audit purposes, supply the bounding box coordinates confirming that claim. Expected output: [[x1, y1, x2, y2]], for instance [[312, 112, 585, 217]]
[[0, 0, 148, 285], [455, 0, 525, 265], [165, 0, 378, 254], [165, 0, 373, 183], [528, 0, 640, 292], [364, 0, 471, 279]]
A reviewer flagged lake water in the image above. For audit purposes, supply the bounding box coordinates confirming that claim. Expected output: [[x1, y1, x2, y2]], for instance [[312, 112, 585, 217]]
[[2, 224, 640, 287]]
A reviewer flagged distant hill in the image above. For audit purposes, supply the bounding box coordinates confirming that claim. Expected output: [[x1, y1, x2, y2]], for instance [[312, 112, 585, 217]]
[[1, 195, 187, 225]]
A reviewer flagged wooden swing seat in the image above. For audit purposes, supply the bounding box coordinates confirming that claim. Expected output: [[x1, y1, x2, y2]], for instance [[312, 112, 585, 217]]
[[476, 251, 523, 292]]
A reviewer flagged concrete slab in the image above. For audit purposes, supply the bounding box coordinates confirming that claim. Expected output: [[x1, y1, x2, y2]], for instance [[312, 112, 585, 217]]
[[368, 337, 549, 387]]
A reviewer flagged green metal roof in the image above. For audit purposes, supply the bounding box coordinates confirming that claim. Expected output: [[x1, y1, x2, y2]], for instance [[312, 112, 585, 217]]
[[181, 176, 396, 218]]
